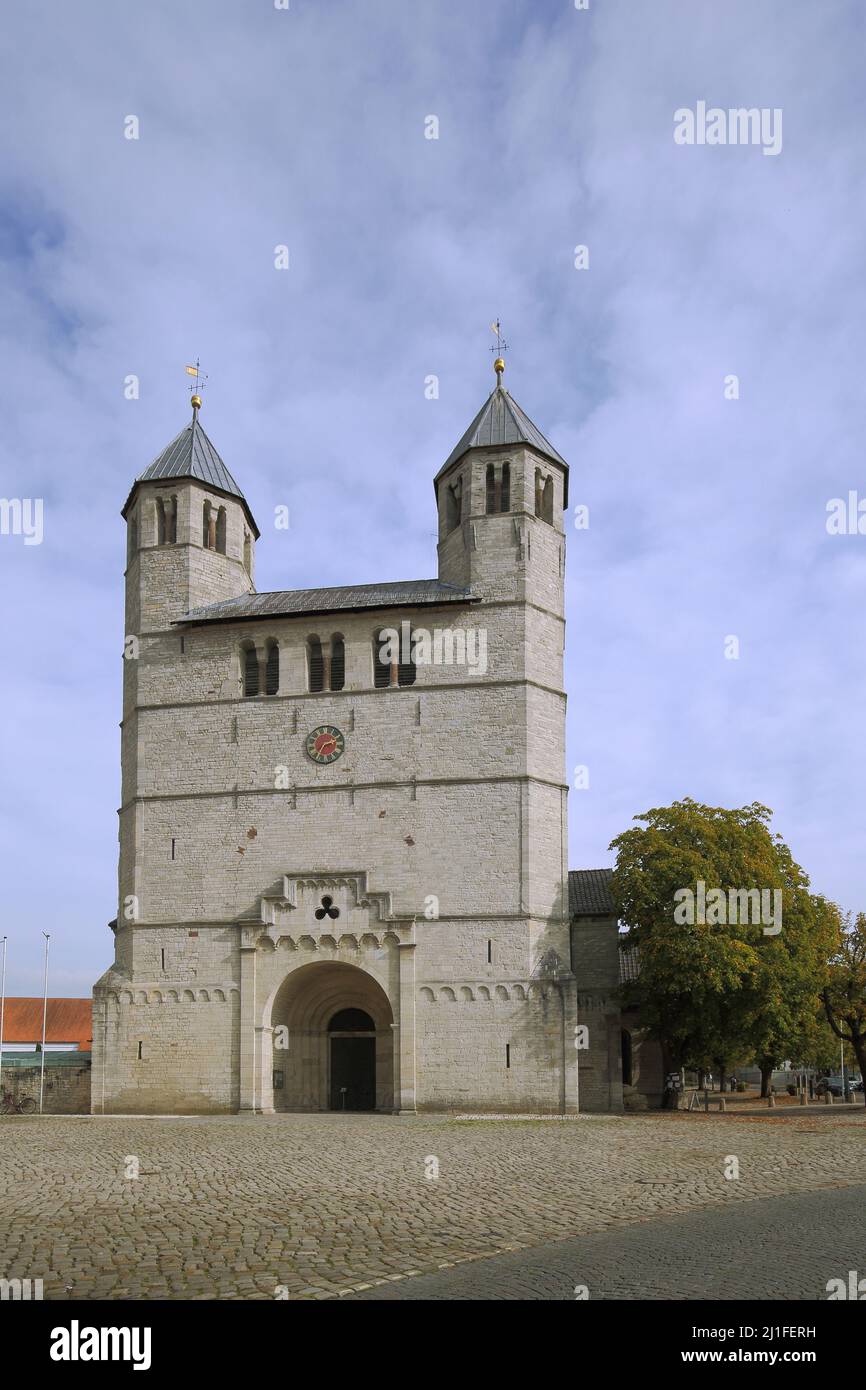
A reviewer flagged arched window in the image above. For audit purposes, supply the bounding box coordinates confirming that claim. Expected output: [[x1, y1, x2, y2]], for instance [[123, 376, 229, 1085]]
[[265, 640, 279, 695], [500, 460, 510, 512], [215, 507, 227, 554], [243, 645, 259, 698], [485, 462, 512, 514], [542, 476, 554, 524], [485, 462, 496, 514], [621, 1029, 633, 1087], [446, 476, 463, 531], [373, 631, 391, 688], [330, 635, 345, 691], [202, 501, 210, 548], [535, 469, 543, 517], [159, 495, 177, 544], [308, 636, 324, 693]]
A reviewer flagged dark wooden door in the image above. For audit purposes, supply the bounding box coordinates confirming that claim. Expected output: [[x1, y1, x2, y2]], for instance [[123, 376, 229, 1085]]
[[329, 1037, 376, 1111]]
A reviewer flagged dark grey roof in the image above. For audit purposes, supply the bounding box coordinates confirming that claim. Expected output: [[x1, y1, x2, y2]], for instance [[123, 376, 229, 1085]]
[[568, 868, 615, 917], [179, 578, 475, 627], [122, 413, 259, 536], [435, 385, 569, 504], [619, 940, 640, 985]]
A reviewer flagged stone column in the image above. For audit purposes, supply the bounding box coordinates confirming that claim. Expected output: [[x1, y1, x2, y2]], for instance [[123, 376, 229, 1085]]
[[559, 974, 580, 1115], [238, 939, 258, 1112], [396, 940, 416, 1112], [257, 647, 268, 697], [390, 1022, 401, 1114], [257, 1025, 274, 1113]]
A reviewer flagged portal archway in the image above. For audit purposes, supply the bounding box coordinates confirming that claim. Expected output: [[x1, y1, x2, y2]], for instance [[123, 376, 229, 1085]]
[[267, 961, 394, 1112]]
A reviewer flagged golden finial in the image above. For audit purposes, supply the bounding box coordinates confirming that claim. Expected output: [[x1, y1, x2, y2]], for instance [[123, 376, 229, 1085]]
[[490, 319, 508, 385], [185, 359, 207, 414]]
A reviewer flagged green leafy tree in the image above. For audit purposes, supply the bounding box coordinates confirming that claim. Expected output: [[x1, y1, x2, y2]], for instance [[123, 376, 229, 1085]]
[[822, 912, 866, 1105], [746, 894, 839, 1095], [610, 799, 822, 1091]]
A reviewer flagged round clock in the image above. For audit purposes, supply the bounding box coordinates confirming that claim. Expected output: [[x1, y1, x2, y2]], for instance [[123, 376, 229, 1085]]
[[306, 725, 345, 764]]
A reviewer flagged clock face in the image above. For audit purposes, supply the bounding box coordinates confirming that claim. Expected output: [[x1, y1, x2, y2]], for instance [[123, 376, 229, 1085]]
[[306, 725, 345, 764]]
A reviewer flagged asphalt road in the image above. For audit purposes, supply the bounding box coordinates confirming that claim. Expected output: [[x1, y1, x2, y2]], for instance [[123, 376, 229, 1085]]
[[344, 1183, 866, 1300]]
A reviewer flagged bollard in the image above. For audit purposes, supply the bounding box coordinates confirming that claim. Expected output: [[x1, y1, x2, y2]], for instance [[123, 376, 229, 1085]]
[[847, 1092, 855, 1104], [824, 1090, 832, 1105], [704, 1091, 710, 1113], [719, 1097, 726, 1112], [799, 1090, 807, 1105], [768, 1093, 775, 1108]]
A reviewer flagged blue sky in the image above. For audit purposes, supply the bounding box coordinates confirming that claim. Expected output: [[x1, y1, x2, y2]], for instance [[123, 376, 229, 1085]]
[[0, 0, 864, 995]]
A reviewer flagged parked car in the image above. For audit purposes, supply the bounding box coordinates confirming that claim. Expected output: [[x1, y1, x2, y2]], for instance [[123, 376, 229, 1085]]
[[816, 1075, 862, 1096]]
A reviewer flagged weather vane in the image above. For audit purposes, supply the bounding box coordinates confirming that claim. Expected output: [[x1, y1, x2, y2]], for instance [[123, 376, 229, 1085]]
[[185, 359, 208, 412], [490, 319, 508, 384]]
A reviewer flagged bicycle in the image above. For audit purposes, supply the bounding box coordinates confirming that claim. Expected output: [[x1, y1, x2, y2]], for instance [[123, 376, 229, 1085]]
[[0, 1088, 37, 1115]]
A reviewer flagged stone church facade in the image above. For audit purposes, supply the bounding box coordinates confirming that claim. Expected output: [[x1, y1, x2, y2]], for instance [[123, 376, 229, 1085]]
[[92, 368, 635, 1115]]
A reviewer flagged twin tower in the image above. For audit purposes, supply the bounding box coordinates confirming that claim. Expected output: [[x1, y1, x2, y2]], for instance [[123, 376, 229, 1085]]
[[92, 364, 593, 1115]]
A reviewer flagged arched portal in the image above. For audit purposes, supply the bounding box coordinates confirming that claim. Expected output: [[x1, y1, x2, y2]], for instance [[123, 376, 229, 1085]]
[[266, 961, 394, 1113]]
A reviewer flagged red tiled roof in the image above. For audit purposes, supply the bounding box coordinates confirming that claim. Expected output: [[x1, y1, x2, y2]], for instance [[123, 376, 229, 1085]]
[[1, 998, 92, 1048]]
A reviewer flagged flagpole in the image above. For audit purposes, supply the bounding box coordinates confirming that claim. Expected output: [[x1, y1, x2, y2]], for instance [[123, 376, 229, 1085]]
[[0, 936, 7, 1103], [39, 932, 50, 1114]]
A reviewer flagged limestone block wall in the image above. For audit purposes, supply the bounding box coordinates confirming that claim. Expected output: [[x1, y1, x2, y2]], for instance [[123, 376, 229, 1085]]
[[571, 915, 622, 992], [1, 1058, 92, 1114], [570, 916, 625, 1113], [416, 976, 574, 1113], [92, 980, 240, 1114], [575, 1003, 623, 1113], [117, 606, 567, 935]]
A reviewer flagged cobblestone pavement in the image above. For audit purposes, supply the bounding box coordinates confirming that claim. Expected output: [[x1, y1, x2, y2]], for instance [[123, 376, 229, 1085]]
[[0, 1109, 864, 1300], [346, 1183, 866, 1300]]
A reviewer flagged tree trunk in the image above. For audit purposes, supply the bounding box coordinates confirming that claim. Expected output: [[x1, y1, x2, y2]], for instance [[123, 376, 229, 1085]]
[[760, 1064, 773, 1098]]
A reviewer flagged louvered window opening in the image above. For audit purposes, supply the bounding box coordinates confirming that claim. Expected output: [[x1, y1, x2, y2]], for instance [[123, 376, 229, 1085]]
[[265, 642, 279, 695], [485, 464, 510, 515], [309, 638, 325, 693], [243, 647, 259, 697], [398, 639, 417, 688], [330, 637, 345, 691], [373, 631, 392, 688], [486, 463, 496, 514]]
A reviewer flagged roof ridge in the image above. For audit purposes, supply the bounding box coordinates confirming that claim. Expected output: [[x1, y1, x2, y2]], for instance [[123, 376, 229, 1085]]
[[179, 577, 475, 626]]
